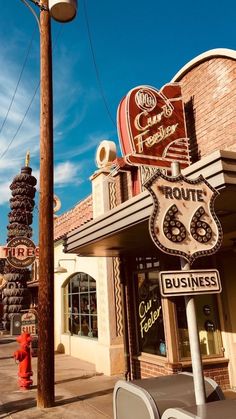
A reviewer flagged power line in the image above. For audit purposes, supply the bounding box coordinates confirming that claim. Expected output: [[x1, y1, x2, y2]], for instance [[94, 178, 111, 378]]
[[82, 0, 116, 127], [0, 26, 63, 161], [0, 82, 40, 160], [0, 28, 36, 137]]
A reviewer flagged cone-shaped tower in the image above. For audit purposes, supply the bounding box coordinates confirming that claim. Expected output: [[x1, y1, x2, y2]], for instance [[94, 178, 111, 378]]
[[2, 153, 37, 330]]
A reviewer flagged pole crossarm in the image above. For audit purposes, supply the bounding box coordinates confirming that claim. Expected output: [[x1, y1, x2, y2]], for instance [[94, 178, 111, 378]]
[[26, 0, 49, 11]]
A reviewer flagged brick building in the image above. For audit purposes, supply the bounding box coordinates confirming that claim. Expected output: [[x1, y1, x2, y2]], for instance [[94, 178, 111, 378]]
[[54, 48, 236, 390]]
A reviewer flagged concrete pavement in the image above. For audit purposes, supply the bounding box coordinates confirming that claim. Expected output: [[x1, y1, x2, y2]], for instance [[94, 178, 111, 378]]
[[1, 336, 236, 418], [0, 335, 122, 418]]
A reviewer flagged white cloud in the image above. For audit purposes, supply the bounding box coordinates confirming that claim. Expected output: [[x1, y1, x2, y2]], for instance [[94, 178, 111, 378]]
[[0, 27, 104, 212], [0, 160, 82, 207], [54, 161, 82, 187], [0, 62, 40, 164], [0, 181, 11, 205], [0, 40, 77, 204], [56, 130, 116, 160]]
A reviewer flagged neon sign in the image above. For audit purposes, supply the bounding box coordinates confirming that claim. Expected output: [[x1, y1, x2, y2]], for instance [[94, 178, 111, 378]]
[[117, 84, 190, 168]]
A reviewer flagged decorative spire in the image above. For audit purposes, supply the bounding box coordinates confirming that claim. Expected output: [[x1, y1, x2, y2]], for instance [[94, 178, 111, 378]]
[[25, 151, 30, 167]]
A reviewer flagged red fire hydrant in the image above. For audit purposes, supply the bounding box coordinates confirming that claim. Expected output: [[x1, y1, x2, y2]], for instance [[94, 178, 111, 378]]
[[13, 332, 33, 389]]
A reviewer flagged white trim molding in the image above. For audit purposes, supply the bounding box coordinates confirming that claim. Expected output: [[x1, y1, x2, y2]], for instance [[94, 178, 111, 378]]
[[172, 48, 236, 82]]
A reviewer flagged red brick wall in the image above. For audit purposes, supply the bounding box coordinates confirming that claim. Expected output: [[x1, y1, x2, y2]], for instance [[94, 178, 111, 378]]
[[132, 358, 230, 390], [133, 359, 182, 378], [201, 362, 230, 390], [179, 57, 236, 160]]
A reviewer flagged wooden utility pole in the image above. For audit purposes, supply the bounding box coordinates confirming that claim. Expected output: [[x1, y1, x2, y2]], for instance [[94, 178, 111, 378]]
[[37, 0, 55, 408]]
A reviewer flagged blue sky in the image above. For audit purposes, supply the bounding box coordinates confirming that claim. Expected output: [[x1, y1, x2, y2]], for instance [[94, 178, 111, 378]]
[[0, 0, 236, 244]]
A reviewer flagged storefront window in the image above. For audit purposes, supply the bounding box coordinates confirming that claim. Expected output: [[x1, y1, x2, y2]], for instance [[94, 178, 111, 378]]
[[136, 271, 166, 356], [63, 272, 98, 338], [176, 295, 222, 358]]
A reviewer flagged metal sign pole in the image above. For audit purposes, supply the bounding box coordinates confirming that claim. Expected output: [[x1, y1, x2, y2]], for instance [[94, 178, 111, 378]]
[[171, 162, 206, 405], [181, 259, 206, 405]]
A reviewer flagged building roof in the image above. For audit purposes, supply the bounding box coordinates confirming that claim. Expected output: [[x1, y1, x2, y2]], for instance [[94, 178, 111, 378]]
[[64, 150, 236, 256], [54, 195, 93, 242]]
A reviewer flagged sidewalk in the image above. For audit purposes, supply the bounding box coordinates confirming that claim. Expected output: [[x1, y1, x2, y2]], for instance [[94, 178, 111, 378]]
[[0, 336, 122, 418], [1, 336, 236, 419]]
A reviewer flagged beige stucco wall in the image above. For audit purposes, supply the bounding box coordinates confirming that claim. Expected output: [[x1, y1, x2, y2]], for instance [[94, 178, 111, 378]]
[[54, 241, 124, 375]]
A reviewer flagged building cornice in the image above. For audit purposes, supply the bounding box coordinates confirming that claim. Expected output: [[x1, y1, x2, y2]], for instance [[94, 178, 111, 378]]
[[172, 48, 236, 82]]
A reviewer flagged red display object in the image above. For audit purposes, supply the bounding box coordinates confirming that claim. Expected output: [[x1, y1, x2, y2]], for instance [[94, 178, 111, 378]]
[[13, 332, 33, 389], [117, 84, 190, 168]]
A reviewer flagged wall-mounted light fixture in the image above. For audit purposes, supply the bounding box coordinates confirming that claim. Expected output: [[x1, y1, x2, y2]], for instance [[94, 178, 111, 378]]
[[54, 258, 76, 274]]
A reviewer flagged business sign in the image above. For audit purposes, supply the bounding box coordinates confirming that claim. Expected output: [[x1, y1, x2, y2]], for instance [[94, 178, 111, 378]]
[[21, 312, 37, 335], [117, 84, 190, 168], [159, 269, 221, 297], [0, 237, 39, 269], [144, 171, 223, 264]]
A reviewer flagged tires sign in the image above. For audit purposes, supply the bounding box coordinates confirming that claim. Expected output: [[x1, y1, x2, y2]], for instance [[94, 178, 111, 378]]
[[0, 237, 39, 269], [144, 170, 223, 264]]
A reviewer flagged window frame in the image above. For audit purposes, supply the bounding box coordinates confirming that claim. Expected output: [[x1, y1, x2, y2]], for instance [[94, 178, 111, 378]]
[[174, 293, 224, 361], [63, 272, 98, 339], [131, 254, 224, 365]]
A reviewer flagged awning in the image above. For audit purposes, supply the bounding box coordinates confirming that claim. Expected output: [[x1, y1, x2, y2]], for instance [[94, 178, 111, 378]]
[[64, 150, 236, 257]]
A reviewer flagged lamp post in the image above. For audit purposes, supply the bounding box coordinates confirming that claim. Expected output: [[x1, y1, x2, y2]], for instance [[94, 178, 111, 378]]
[[20, 0, 77, 408]]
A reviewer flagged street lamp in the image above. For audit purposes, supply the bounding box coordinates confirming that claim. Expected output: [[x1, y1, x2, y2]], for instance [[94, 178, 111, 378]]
[[20, 0, 77, 408], [49, 0, 77, 22]]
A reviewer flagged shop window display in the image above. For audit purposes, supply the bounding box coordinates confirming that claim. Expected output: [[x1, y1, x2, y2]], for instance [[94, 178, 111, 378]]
[[63, 273, 98, 338], [175, 294, 223, 358], [136, 271, 166, 356]]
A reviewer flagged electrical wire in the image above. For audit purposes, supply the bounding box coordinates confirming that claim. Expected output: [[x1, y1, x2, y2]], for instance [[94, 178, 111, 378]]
[[0, 82, 40, 160], [0, 28, 36, 138], [20, 0, 40, 29], [0, 26, 63, 161], [1, 1, 114, 161], [82, 0, 116, 127]]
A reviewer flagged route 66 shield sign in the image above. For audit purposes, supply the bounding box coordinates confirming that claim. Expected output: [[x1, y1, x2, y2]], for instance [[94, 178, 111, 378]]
[[144, 170, 223, 264]]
